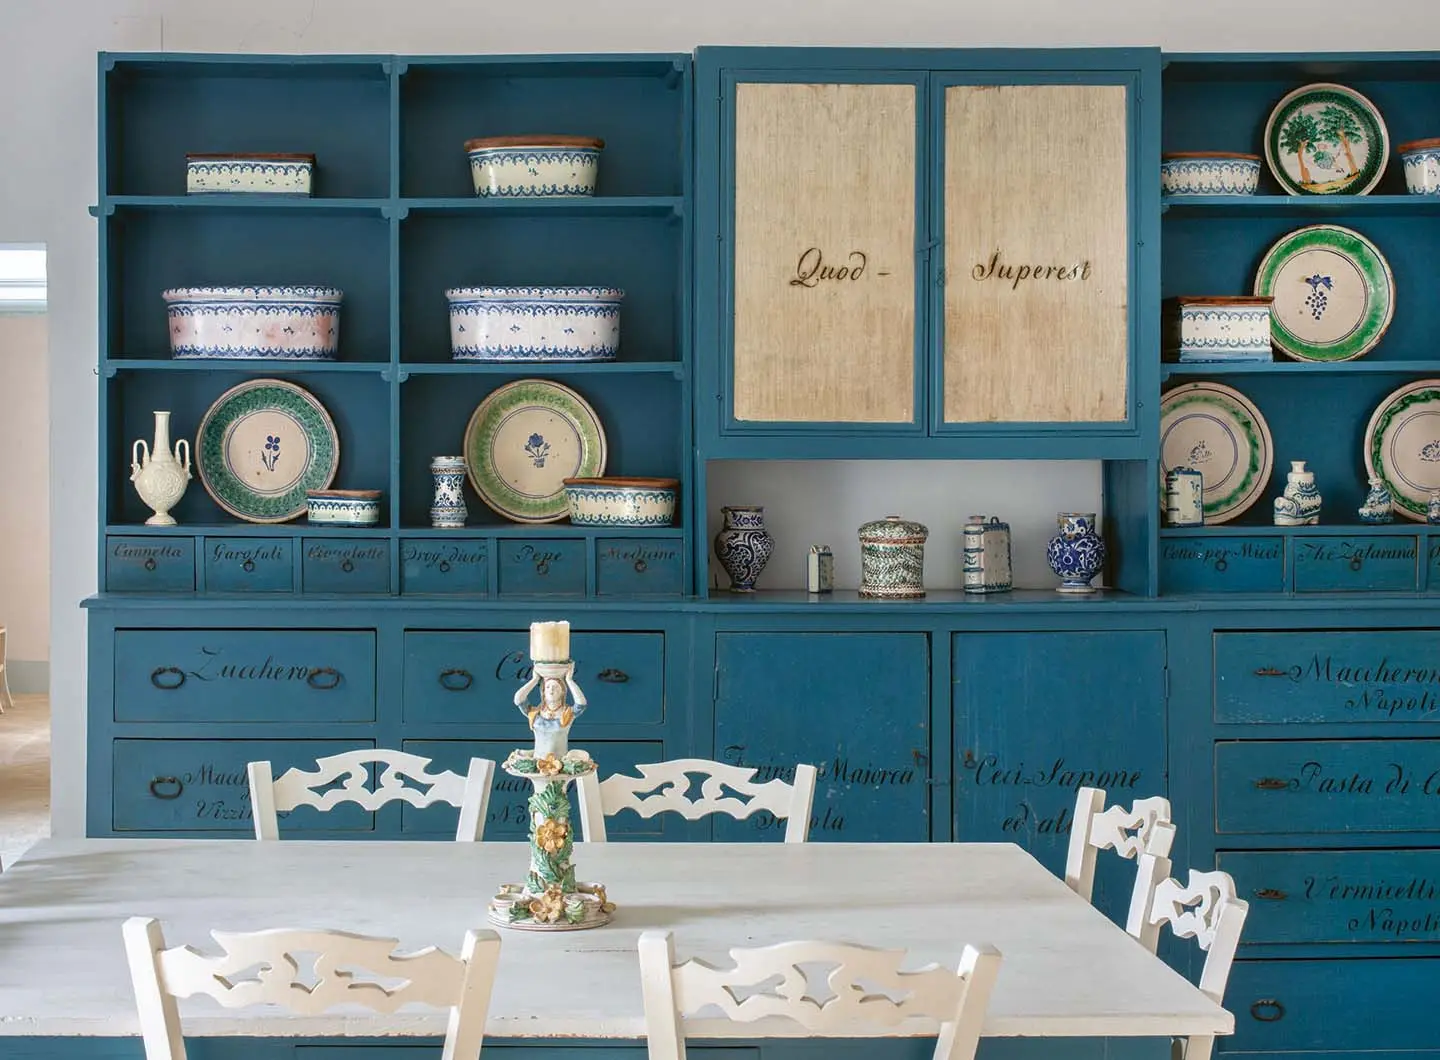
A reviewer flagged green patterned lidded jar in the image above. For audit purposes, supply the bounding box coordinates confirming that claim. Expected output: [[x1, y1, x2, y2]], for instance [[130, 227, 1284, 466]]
[[858, 515, 929, 599]]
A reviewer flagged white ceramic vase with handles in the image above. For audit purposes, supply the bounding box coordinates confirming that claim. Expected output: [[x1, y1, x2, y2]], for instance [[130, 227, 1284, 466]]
[[131, 410, 191, 525]]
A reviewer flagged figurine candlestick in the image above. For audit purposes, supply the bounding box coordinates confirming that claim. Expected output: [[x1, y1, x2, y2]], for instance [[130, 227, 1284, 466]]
[[488, 622, 614, 931]]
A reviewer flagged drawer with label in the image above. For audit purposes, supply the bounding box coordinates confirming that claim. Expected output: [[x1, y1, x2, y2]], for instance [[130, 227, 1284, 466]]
[[203, 537, 294, 592], [595, 538, 684, 595], [1159, 536, 1284, 594], [1292, 534, 1419, 592], [1215, 630, 1440, 725], [497, 538, 586, 596], [105, 536, 195, 592], [301, 538, 391, 593], [114, 629, 377, 723], [399, 538, 489, 594]]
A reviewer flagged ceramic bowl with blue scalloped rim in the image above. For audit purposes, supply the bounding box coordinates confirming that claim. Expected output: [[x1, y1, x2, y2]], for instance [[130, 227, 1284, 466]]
[[163, 285, 343, 360], [1161, 152, 1262, 196], [562, 477, 678, 527], [306, 489, 381, 526], [464, 135, 604, 197], [446, 286, 623, 362], [185, 152, 315, 195], [1398, 139, 1440, 194]]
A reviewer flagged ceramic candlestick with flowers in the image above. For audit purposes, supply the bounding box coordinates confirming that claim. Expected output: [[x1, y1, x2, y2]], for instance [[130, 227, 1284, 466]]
[[488, 620, 614, 931]]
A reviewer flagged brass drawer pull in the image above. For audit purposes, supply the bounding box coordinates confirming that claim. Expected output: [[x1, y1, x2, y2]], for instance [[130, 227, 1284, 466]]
[[1250, 999, 1285, 1022], [242, 558, 255, 573], [1349, 554, 1364, 572], [634, 558, 648, 573], [1253, 667, 1287, 677], [150, 666, 185, 690], [340, 558, 355, 573], [438, 559, 451, 573], [143, 557, 158, 572], [149, 776, 183, 800], [1254, 888, 1288, 900], [597, 668, 629, 684], [439, 668, 474, 692], [1254, 777, 1290, 790], [306, 667, 341, 690]]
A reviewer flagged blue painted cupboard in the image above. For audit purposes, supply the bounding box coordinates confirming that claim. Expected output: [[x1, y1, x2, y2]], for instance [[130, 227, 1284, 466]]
[[66, 45, 1440, 1060]]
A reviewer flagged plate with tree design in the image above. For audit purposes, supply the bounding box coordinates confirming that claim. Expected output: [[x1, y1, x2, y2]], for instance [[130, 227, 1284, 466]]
[[1160, 382, 1274, 524], [1365, 379, 1440, 521], [1254, 224, 1394, 362], [464, 379, 607, 523], [196, 379, 339, 523], [1264, 83, 1389, 195]]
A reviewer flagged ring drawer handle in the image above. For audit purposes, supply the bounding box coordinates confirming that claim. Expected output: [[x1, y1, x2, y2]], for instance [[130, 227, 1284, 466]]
[[1250, 999, 1285, 1022], [1254, 888, 1288, 900], [144, 557, 157, 572], [149, 776, 183, 800], [1214, 556, 1228, 573], [438, 559, 451, 573], [597, 668, 629, 684], [1253, 667, 1287, 677], [634, 558, 648, 573], [439, 668, 474, 691], [1349, 555, 1364, 572], [150, 666, 186, 690], [242, 558, 255, 573], [340, 558, 355, 573], [1254, 777, 1290, 790], [306, 667, 341, 690]]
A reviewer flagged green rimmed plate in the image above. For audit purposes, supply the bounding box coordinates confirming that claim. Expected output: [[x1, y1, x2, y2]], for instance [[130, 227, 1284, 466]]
[[1160, 381, 1274, 524], [1254, 224, 1394, 363], [1365, 379, 1440, 522], [464, 378, 607, 523], [196, 378, 339, 523], [1264, 83, 1389, 196]]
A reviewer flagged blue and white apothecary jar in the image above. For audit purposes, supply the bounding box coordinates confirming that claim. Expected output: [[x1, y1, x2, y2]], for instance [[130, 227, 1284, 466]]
[[430, 455, 468, 528], [962, 515, 1012, 594], [1045, 512, 1107, 594], [714, 505, 774, 593], [1164, 467, 1205, 527]]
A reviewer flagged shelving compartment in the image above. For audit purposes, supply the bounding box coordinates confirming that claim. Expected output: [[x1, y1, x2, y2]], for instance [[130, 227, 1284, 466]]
[[398, 212, 683, 364], [105, 368, 393, 529], [102, 210, 392, 362], [398, 58, 686, 199], [103, 58, 392, 199]]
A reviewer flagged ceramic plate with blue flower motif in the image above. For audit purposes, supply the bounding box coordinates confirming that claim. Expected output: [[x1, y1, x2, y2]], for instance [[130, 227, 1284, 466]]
[[1160, 381, 1273, 524], [464, 379, 606, 523], [196, 379, 339, 523], [1365, 379, 1440, 521]]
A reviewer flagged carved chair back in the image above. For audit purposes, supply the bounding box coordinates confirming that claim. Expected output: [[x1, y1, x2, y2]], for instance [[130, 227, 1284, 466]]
[[575, 757, 818, 843], [1063, 786, 1174, 947], [247, 748, 494, 842], [637, 930, 1001, 1060], [122, 916, 500, 1060]]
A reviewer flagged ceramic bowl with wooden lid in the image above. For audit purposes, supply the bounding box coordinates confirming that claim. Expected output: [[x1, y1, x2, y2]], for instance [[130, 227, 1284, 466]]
[[562, 477, 678, 527], [1161, 152, 1262, 196], [464, 135, 604, 197]]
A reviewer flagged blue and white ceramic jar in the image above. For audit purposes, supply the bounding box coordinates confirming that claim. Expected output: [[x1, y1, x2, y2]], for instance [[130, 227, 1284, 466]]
[[962, 515, 1012, 594], [858, 515, 929, 599], [1046, 512, 1106, 594], [464, 135, 603, 197], [1164, 466, 1205, 527], [446, 286, 623, 362], [1273, 460, 1322, 526], [1398, 138, 1440, 195], [1160, 152, 1262, 196], [1428, 490, 1440, 525], [714, 505, 773, 593], [430, 456, 468, 529], [1358, 475, 1395, 524]]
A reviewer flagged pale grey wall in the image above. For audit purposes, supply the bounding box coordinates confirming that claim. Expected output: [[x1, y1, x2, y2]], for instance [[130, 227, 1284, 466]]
[[3, 0, 1436, 836]]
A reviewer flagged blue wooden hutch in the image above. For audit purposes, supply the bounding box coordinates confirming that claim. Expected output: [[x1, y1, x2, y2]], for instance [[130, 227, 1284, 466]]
[[71, 46, 1440, 1060]]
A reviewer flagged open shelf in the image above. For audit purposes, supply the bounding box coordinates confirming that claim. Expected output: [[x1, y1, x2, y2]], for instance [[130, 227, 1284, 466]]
[[398, 525, 684, 538], [1162, 360, 1440, 378], [105, 523, 392, 537], [1162, 194, 1440, 217], [100, 195, 387, 215], [400, 196, 682, 218], [401, 361, 684, 377], [106, 359, 390, 374], [1160, 523, 1431, 537]]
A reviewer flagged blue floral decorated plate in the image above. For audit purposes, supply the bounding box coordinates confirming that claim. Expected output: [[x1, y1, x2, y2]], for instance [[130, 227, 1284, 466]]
[[196, 379, 339, 523], [463, 379, 607, 523]]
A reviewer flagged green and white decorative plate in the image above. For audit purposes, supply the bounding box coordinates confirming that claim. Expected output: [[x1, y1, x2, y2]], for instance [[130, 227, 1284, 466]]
[[1365, 379, 1440, 522], [1160, 382, 1274, 524], [464, 379, 607, 523], [196, 379, 339, 523], [1254, 224, 1394, 363], [1264, 83, 1389, 196]]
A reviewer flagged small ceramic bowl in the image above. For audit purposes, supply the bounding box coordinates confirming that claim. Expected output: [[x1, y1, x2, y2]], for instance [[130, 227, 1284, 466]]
[[162, 285, 342, 360], [306, 489, 381, 526], [1398, 139, 1440, 195], [1161, 152, 1262, 196], [464, 135, 604, 197], [446, 286, 623, 361], [186, 153, 315, 195], [562, 477, 678, 527]]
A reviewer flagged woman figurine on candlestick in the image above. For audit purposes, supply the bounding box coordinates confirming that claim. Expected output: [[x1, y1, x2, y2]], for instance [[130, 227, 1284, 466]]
[[513, 663, 588, 760]]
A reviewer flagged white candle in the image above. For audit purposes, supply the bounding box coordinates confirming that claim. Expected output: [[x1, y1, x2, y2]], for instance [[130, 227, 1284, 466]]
[[530, 620, 570, 663]]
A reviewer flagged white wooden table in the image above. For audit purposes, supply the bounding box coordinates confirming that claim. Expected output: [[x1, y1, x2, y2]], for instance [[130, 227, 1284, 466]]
[[0, 839, 1231, 1042]]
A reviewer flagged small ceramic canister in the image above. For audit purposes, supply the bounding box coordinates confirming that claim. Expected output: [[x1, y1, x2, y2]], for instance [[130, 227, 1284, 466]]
[[858, 515, 928, 599], [807, 545, 834, 594], [962, 515, 1012, 594], [1164, 466, 1205, 527], [1398, 139, 1440, 195], [430, 456, 468, 529]]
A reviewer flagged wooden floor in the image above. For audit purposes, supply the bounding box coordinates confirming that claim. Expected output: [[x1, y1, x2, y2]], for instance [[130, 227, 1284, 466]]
[[0, 694, 49, 870]]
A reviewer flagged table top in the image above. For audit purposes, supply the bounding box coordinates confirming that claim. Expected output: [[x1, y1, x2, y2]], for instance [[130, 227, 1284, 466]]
[[0, 839, 1231, 1040]]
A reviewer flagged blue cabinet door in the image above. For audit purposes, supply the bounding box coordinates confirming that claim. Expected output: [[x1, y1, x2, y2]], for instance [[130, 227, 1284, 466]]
[[953, 631, 1168, 926], [713, 632, 931, 842]]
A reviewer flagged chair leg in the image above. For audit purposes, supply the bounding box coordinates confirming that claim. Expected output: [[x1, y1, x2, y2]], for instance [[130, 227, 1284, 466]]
[[0, 665, 10, 714]]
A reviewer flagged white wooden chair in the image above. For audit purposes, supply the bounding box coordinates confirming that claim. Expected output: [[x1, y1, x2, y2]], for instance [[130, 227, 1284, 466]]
[[0, 625, 12, 713], [638, 930, 1001, 1060], [1131, 839, 1249, 1060], [1064, 786, 1174, 948], [247, 748, 494, 842], [575, 758, 819, 843], [122, 916, 499, 1060]]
